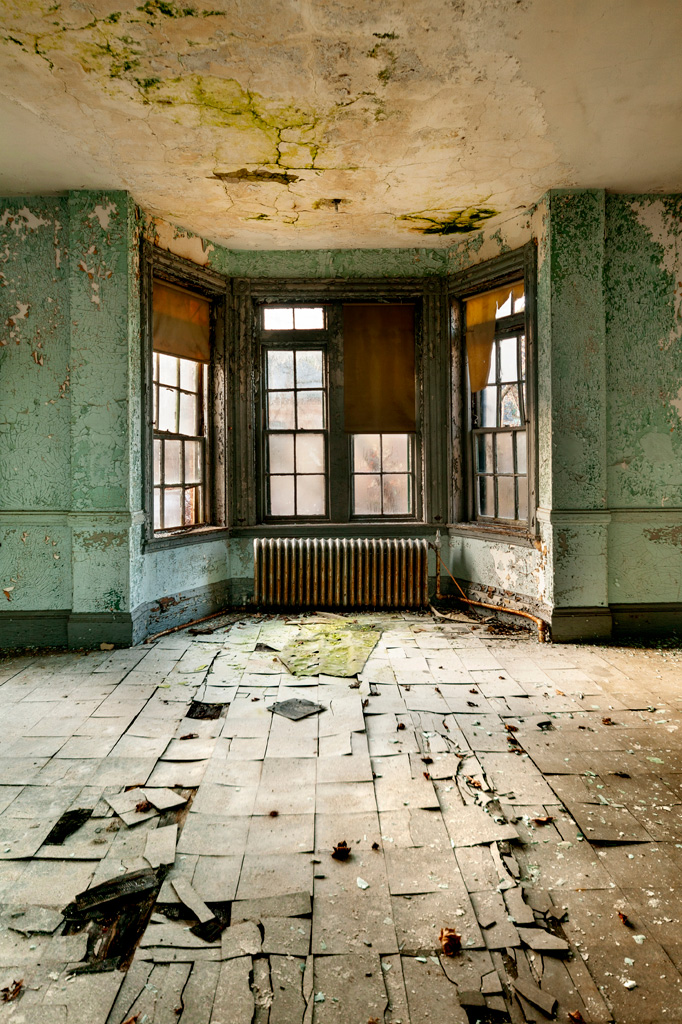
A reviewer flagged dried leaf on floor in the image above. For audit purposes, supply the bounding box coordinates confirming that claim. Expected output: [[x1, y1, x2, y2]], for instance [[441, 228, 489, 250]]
[[439, 927, 462, 956], [0, 979, 23, 1002]]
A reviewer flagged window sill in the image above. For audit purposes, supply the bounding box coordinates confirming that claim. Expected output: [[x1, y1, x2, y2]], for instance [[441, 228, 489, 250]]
[[447, 522, 536, 548], [231, 522, 435, 539], [143, 525, 230, 553]]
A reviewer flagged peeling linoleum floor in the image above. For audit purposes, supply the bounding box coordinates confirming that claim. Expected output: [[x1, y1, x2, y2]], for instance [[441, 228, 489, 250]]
[[0, 612, 681, 1023]]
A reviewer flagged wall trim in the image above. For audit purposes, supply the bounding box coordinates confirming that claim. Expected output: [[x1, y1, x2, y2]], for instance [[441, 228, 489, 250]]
[[536, 508, 611, 526], [0, 610, 70, 651], [549, 606, 613, 643]]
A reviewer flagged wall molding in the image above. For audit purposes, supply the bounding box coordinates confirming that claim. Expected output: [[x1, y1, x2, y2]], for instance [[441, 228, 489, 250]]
[[0, 511, 145, 525], [536, 508, 611, 526]]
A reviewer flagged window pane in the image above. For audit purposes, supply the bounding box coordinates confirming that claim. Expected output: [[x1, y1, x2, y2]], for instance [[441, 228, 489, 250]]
[[180, 392, 197, 435], [354, 474, 382, 515], [514, 293, 525, 313], [185, 440, 202, 484], [184, 486, 200, 525], [383, 474, 410, 514], [481, 387, 497, 428], [154, 439, 162, 485], [268, 391, 296, 430], [520, 336, 526, 379], [496, 291, 512, 318], [499, 337, 517, 382], [180, 358, 199, 392], [382, 434, 409, 472], [153, 385, 158, 426], [267, 348, 295, 389], [158, 387, 177, 432], [517, 478, 528, 521], [296, 433, 325, 472], [500, 385, 521, 427], [269, 433, 294, 473], [294, 307, 324, 330], [264, 308, 294, 330], [515, 431, 527, 475], [295, 349, 323, 388], [164, 439, 182, 485], [297, 390, 324, 429], [486, 348, 497, 386], [497, 475, 515, 519], [476, 434, 493, 474], [154, 488, 161, 530], [158, 353, 178, 387], [477, 476, 494, 517], [270, 475, 295, 516], [353, 434, 381, 473], [496, 432, 514, 474], [164, 487, 183, 528], [296, 475, 326, 515]]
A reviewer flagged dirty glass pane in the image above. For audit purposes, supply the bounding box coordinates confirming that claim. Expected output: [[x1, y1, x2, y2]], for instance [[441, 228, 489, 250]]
[[296, 475, 326, 515], [295, 349, 323, 388], [517, 478, 528, 521], [297, 390, 324, 429], [180, 358, 199, 392], [185, 440, 202, 484], [158, 353, 178, 387], [481, 387, 497, 428], [497, 475, 515, 519], [154, 439, 162, 485], [383, 474, 410, 514], [296, 433, 325, 473], [159, 387, 178, 433], [269, 433, 294, 473], [164, 439, 182, 485], [515, 431, 527, 474], [267, 349, 295, 389], [500, 384, 521, 427], [270, 475, 295, 516], [154, 489, 161, 530], [496, 432, 514, 475], [164, 487, 183, 528], [184, 486, 200, 525], [153, 386, 158, 426], [499, 337, 517, 382], [476, 434, 493, 474], [268, 391, 295, 430], [477, 476, 493, 517], [520, 336, 526, 378], [353, 434, 381, 473], [383, 434, 409, 472], [293, 307, 324, 330], [354, 474, 382, 515], [264, 307, 294, 331], [180, 392, 197, 435]]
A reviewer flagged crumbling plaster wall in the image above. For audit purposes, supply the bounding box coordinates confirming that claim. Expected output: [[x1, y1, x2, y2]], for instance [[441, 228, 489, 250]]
[[0, 190, 139, 636]]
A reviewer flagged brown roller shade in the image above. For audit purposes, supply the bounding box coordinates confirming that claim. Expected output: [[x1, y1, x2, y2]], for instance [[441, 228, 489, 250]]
[[343, 304, 416, 433], [465, 282, 523, 392], [153, 279, 210, 363]]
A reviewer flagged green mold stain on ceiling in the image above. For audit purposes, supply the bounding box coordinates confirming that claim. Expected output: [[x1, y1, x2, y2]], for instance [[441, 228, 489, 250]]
[[398, 208, 499, 235]]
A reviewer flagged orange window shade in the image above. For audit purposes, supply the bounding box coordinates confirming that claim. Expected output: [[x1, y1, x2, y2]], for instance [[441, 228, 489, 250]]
[[465, 282, 523, 392], [153, 280, 211, 363], [343, 304, 416, 433]]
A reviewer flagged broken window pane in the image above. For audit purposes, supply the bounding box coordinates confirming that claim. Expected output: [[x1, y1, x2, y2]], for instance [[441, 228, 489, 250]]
[[296, 433, 325, 473], [270, 475, 295, 515], [501, 385, 521, 427], [264, 307, 294, 331], [269, 433, 295, 474], [296, 474, 326, 515]]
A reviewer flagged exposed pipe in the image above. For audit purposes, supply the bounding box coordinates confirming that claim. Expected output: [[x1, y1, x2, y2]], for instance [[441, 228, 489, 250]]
[[429, 540, 548, 643], [143, 607, 237, 644]]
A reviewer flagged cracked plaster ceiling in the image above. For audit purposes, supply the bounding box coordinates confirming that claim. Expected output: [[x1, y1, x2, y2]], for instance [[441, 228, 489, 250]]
[[0, 0, 681, 250]]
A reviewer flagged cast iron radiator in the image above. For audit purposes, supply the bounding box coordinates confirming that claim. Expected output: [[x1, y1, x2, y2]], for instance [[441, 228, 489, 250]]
[[253, 537, 429, 610]]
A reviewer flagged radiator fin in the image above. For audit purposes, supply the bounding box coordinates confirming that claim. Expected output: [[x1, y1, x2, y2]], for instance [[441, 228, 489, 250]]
[[254, 537, 429, 610]]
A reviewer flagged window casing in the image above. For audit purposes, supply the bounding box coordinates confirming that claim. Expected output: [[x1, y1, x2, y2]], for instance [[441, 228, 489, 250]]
[[141, 244, 227, 551], [449, 245, 537, 536], [258, 302, 420, 524]]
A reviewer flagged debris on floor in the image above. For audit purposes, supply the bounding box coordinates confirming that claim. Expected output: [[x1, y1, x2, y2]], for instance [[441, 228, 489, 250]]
[[0, 612, 680, 1020]]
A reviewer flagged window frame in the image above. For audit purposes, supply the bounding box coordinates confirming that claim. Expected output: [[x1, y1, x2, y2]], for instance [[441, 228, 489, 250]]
[[140, 243, 228, 552], [448, 244, 538, 540], [226, 277, 442, 533]]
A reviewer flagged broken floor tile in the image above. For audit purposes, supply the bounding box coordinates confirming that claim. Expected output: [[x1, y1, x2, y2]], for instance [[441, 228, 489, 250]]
[[401, 955, 468, 1024], [262, 915, 311, 955], [312, 952, 388, 1023], [210, 956, 254, 1024], [236, 853, 314, 900]]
